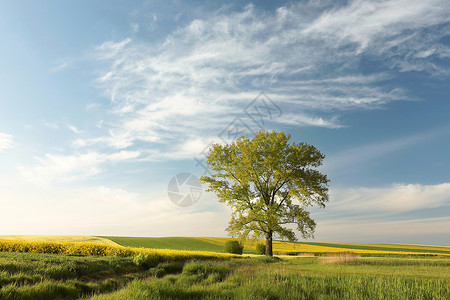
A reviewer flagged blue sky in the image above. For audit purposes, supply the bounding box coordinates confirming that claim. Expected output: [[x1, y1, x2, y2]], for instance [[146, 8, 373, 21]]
[[0, 0, 449, 245]]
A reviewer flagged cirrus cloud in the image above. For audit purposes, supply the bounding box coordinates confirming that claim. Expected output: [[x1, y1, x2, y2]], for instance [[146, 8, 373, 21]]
[[77, 0, 450, 160]]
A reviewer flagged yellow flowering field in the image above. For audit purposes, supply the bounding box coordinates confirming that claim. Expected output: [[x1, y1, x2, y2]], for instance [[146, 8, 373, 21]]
[[0, 235, 119, 246], [0, 238, 237, 259], [194, 237, 450, 256], [329, 242, 450, 253], [196, 237, 349, 253]]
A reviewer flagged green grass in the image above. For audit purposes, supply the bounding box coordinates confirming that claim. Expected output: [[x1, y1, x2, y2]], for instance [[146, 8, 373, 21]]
[[300, 242, 450, 255], [1, 243, 449, 299], [89, 256, 450, 300], [0, 252, 140, 299], [99, 237, 225, 253], [100, 236, 449, 256]]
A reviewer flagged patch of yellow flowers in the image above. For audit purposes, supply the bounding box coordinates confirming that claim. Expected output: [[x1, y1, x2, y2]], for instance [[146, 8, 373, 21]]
[[0, 238, 236, 259], [195, 237, 450, 256]]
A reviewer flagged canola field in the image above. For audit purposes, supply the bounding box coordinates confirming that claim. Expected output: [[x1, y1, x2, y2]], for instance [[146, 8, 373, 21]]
[[0, 236, 449, 299], [103, 236, 450, 256], [1, 235, 448, 256], [0, 238, 236, 260], [0, 235, 119, 246]]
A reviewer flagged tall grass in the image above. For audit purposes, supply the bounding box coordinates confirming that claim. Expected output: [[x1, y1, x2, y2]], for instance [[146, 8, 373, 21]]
[[0, 252, 140, 299], [1, 244, 449, 299], [90, 257, 450, 300]]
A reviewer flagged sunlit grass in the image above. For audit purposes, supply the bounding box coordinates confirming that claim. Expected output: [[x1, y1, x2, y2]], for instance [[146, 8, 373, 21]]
[[1, 240, 449, 299], [89, 256, 450, 300]]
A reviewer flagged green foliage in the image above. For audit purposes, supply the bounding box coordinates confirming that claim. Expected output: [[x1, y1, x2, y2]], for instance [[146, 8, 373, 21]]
[[201, 130, 329, 255], [133, 253, 160, 270], [256, 243, 266, 255], [224, 240, 243, 255]]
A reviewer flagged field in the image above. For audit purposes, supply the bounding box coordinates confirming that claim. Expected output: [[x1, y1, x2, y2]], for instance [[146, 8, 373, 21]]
[[101, 236, 450, 256], [0, 236, 449, 299], [0, 236, 119, 246]]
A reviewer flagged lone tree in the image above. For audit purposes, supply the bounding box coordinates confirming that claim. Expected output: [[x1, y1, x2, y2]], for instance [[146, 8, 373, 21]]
[[200, 130, 329, 256]]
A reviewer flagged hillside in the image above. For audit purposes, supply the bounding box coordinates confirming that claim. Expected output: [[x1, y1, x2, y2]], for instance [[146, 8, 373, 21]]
[[100, 236, 450, 256]]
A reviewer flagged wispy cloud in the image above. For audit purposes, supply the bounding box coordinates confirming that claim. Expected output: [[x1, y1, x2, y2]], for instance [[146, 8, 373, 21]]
[[0, 132, 14, 151], [303, 0, 449, 51], [277, 113, 344, 129], [330, 182, 450, 214], [18, 151, 141, 185], [51, 62, 69, 72], [315, 216, 450, 244], [79, 0, 449, 159], [312, 181, 450, 243], [16, 0, 449, 187], [0, 180, 229, 237], [325, 126, 450, 171], [67, 125, 83, 135]]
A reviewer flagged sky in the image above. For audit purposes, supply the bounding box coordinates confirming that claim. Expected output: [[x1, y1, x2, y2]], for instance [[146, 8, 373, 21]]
[[0, 0, 449, 245]]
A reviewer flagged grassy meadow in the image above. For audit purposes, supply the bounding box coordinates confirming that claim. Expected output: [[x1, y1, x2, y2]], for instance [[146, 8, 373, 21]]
[[101, 236, 450, 256], [0, 236, 448, 299]]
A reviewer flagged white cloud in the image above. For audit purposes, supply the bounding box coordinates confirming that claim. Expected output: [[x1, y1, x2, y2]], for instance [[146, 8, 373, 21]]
[[325, 126, 450, 171], [0, 132, 14, 151], [18, 151, 141, 185], [330, 182, 450, 214], [0, 181, 229, 237], [139, 136, 220, 162], [3, 1, 449, 241], [51, 62, 68, 72], [84, 0, 449, 158], [278, 113, 344, 129], [315, 216, 450, 243], [303, 0, 449, 51], [310, 182, 450, 243], [67, 125, 83, 134]]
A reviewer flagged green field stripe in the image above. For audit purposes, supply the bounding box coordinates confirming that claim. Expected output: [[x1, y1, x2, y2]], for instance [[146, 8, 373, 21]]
[[99, 236, 225, 253], [299, 242, 450, 255]]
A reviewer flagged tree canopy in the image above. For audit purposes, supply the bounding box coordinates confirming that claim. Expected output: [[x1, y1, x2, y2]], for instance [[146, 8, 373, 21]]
[[200, 130, 329, 256]]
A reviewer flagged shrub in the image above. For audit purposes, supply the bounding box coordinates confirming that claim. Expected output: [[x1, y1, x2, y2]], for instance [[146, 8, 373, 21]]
[[133, 253, 160, 269], [256, 243, 266, 255], [224, 240, 243, 255], [150, 261, 185, 277]]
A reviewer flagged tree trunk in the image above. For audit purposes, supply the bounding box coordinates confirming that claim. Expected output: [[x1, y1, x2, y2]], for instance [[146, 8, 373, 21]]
[[265, 231, 273, 256]]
